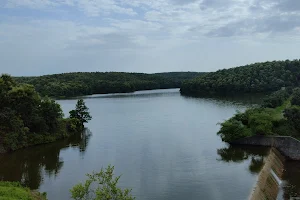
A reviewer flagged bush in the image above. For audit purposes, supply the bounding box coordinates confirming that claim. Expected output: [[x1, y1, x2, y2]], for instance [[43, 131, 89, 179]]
[[283, 106, 300, 132], [218, 108, 280, 142], [217, 119, 253, 142], [3, 132, 20, 151], [272, 119, 299, 138], [291, 88, 300, 106], [248, 112, 274, 135], [262, 89, 289, 108], [66, 118, 83, 133], [70, 165, 135, 200]]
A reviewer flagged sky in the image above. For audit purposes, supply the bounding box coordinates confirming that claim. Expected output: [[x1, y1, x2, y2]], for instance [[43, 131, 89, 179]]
[[1, 0, 300, 76]]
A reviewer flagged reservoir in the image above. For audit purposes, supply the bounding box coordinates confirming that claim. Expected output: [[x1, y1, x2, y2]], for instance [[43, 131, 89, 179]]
[[0, 89, 299, 199]]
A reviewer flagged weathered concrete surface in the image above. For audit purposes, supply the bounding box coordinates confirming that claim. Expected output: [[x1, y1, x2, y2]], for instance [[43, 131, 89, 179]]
[[249, 148, 285, 200], [231, 136, 300, 160]]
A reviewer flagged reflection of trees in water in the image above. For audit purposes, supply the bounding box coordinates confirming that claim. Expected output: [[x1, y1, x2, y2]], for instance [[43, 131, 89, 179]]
[[217, 145, 300, 199], [182, 93, 265, 107], [0, 129, 91, 189], [248, 157, 265, 174], [217, 145, 269, 174]]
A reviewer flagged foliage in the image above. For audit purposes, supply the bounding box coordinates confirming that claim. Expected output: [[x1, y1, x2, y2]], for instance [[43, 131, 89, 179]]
[[218, 106, 284, 143], [15, 72, 204, 98], [218, 88, 300, 142], [283, 106, 300, 133], [69, 99, 92, 127], [66, 118, 84, 133], [248, 111, 274, 135], [70, 165, 135, 200], [181, 59, 300, 96], [272, 119, 299, 139], [262, 89, 290, 108], [0, 74, 84, 153], [291, 88, 300, 106], [217, 118, 252, 142], [0, 181, 47, 200]]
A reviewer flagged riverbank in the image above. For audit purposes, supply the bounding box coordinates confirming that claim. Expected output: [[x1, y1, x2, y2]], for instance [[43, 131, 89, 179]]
[[217, 88, 300, 147], [0, 127, 81, 154], [0, 182, 47, 200], [0, 74, 92, 154], [15, 72, 203, 98]]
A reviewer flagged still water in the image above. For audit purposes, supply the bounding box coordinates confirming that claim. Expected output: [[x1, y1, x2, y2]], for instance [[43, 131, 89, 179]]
[[0, 89, 299, 199]]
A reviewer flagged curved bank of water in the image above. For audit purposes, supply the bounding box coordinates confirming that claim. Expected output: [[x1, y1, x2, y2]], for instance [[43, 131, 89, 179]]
[[0, 89, 299, 200]]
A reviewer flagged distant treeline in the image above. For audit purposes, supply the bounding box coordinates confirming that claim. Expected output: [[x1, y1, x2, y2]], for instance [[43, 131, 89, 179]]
[[15, 72, 203, 98], [180, 59, 300, 96]]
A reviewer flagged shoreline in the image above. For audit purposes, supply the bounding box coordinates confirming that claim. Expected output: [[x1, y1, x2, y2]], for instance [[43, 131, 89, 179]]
[[0, 130, 85, 154]]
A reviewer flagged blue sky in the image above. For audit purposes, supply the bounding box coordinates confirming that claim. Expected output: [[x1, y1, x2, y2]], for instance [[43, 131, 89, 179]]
[[1, 0, 300, 76]]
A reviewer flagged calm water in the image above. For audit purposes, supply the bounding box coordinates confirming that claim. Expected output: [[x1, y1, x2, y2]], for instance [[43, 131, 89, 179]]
[[0, 89, 299, 199]]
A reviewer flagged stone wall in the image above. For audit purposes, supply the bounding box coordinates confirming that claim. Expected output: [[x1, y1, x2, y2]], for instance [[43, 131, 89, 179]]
[[231, 136, 300, 160]]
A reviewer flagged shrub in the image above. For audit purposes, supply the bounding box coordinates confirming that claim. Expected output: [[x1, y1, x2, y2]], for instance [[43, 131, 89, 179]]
[[283, 106, 300, 132], [70, 165, 135, 200], [248, 112, 274, 135], [272, 119, 299, 138], [217, 119, 252, 142], [262, 89, 289, 108], [66, 118, 82, 133], [291, 88, 300, 106]]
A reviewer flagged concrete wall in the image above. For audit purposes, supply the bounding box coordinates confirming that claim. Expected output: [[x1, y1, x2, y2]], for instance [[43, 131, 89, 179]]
[[249, 148, 284, 200], [231, 136, 300, 160]]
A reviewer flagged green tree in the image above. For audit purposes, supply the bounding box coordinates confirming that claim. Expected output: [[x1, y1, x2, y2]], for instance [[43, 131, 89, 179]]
[[262, 89, 289, 108], [180, 59, 300, 96], [217, 118, 252, 142], [291, 88, 300, 106], [248, 112, 273, 135], [70, 165, 135, 200], [40, 97, 64, 132], [15, 72, 203, 97], [69, 99, 92, 127], [284, 106, 300, 132], [0, 74, 82, 152]]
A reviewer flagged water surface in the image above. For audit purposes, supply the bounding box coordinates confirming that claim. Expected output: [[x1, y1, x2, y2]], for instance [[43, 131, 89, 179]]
[[0, 89, 298, 199]]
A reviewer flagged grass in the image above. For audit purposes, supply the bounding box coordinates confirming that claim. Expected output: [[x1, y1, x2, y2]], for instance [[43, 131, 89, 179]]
[[272, 99, 291, 120], [0, 182, 46, 200]]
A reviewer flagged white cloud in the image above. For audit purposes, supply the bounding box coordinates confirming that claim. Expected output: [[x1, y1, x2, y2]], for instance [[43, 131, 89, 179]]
[[4, 0, 137, 16], [5, 0, 56, 9], [1, 0, 300, 75], [4, 0, 75, 9], [77, 0, 137, 16]]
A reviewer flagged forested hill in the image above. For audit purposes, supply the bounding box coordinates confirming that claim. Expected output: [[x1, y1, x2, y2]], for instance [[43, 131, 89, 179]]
[[180, 59, 300, 96], [15, 72, 203, 98]]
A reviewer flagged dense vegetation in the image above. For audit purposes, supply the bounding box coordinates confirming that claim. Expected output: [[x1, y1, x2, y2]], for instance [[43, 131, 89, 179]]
[[15, 72, 203, 98], [217, 88, 300, 143], [0, 182, 46, 200], [0, 74, 90, 153], [181, 59, 300, 96]]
